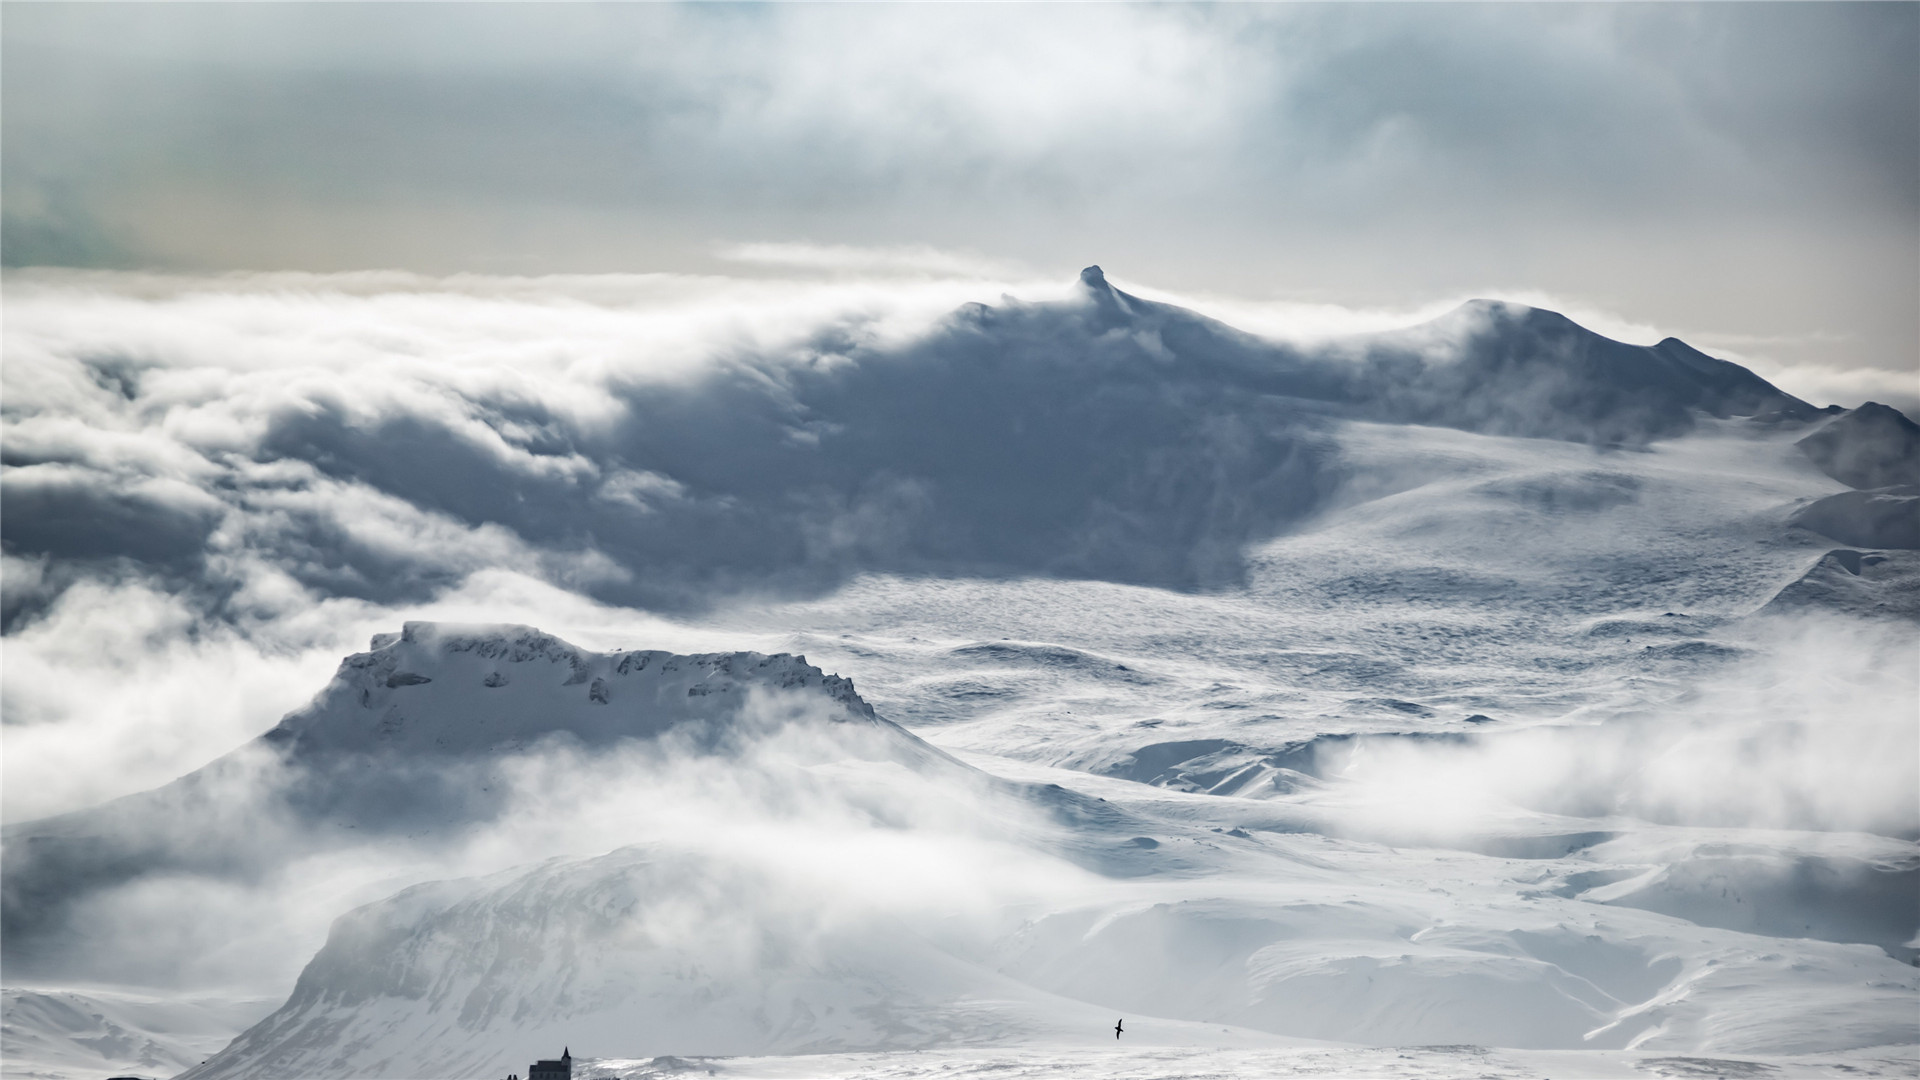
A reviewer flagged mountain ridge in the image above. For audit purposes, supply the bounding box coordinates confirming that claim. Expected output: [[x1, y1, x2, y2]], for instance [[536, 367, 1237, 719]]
[[0, 268, 1835, 619], [1074, 265, 1818, 437]]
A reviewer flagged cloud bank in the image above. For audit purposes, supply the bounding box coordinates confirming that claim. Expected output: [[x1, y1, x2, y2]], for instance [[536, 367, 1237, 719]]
[[4, 3, 1914, 383]]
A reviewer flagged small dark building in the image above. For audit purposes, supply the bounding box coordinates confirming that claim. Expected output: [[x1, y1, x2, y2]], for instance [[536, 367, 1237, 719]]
[[528, 1048, 571, 1080]]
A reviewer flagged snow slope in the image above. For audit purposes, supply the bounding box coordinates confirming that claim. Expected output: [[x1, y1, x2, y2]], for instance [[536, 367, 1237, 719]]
[[575, 1043, 1920, 1079], [180, 601, 1916, 1075], [174, 846, 1311, 1080], [0, 988, 274, 1080]]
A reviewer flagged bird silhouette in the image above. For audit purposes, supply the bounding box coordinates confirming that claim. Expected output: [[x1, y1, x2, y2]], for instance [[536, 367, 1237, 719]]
[[1114, 1019, 1124, 1039]]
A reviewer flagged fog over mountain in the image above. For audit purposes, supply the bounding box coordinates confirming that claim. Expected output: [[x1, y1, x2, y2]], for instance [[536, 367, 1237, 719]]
[[6, 3, 1916, 408], [1, 265, 1915, 1079], [0, 267, 1824, 625]]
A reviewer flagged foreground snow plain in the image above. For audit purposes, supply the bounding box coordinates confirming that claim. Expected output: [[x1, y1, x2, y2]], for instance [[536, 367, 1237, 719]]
[[585, 1045, 1920, 1079], [2, 272, 1915, 1079]]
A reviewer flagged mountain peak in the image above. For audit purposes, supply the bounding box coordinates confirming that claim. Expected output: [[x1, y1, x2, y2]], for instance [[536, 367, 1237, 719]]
[[267, 622, 878, 758], [1074, 264, 1136, 326], [1443, 298, 1573, 330]]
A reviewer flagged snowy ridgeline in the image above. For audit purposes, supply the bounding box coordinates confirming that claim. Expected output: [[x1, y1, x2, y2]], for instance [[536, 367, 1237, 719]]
[[1790, 402, 1920, 550], [267, 621, 883, 757], [0, 988, 274, 1080], [9, 267, 1906, 628]]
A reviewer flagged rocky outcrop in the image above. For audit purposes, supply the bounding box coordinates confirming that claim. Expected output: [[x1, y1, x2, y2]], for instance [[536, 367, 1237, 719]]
[[265, 622, 879, 757]]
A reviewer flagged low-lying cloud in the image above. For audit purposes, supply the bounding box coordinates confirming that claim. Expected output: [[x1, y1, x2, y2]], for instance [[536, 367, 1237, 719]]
[[6, 680, 1088, 995], [1, 268, 1343, 625], [1318, 615, 1920, 842]]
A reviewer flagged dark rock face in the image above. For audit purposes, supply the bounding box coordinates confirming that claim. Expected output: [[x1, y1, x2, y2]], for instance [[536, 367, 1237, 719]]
[[1790, 486, 1920, 550], [1796, 402, 1920, 490]]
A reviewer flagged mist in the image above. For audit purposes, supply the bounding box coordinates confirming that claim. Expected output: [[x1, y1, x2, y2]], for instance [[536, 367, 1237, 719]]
[[11, 682, 1089, 997], [1319, 615, 1920, 841]]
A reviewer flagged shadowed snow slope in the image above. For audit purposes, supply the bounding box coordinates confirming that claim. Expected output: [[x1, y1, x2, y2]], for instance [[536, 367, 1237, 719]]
[[0, 269, 1822, 619], [1797, 402, 1920, 490], [1329, 295, 1816, 440], [1789, 404, 1920, 547]]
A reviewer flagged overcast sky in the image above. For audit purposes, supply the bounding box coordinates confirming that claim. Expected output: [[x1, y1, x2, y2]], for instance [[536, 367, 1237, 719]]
[[3, 2, 1916, 385]]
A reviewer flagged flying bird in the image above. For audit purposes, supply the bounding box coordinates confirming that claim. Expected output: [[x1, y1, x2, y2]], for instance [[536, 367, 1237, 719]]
[[1114, 1019, 1124, 1039]]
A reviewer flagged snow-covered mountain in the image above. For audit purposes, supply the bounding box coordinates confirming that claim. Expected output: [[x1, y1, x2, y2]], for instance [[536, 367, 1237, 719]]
[[1, 624, 947, 987], [1062, 267, 1818, 442], [0, 268, 1841, 624], [4, 271, 1916, 1080], [1797, 401, 1920, 491], [1789, 402, 1920, 550], [78, 590, 1920, 1077], [173, 844, 1287, 1080], [188, 808, 1913, 1078], [0, 988, 273, 1080]]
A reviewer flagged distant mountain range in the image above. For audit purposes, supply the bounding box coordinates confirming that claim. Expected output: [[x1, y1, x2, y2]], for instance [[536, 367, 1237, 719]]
[[0, 267, 1872, 623], [1067, 265, 1820, 440]]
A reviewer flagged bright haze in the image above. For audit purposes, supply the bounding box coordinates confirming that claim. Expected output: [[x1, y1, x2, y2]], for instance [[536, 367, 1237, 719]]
[[2, 6, 1918, 1080]]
